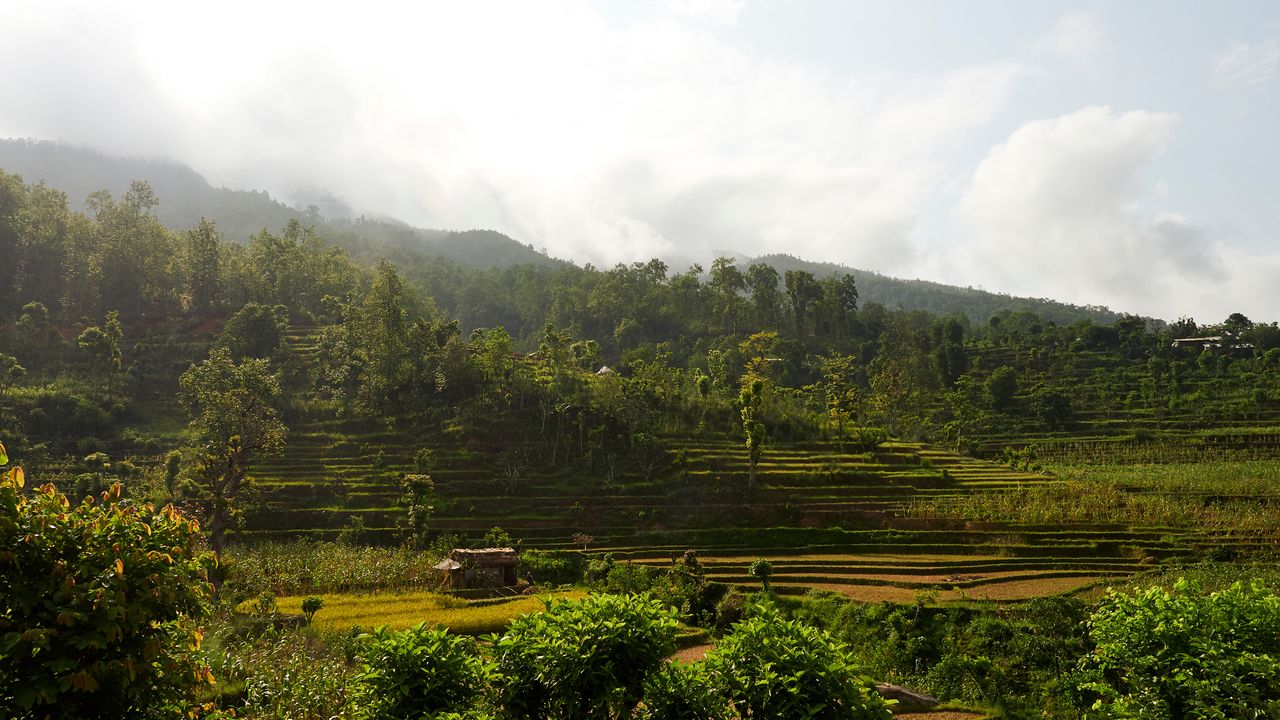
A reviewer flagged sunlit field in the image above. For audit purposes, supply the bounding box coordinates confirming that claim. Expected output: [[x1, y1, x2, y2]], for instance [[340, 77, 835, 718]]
[[268, 590, 588, 633]]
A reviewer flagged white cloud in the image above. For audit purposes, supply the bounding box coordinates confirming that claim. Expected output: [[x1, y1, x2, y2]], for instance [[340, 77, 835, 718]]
[[1036, 10, 1103, 70], [1212, 36, 1280, 91], [0, 0, 1023, 275], [952, 106, 1278, 321], [662, 0, 747, 25]]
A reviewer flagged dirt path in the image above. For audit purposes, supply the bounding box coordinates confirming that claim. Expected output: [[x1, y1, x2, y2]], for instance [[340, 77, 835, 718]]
[[670, 643, 713, 663]]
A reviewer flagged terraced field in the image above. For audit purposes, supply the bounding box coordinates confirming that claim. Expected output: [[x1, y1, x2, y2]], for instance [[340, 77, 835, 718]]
[[236, 326, 1280, 604], [961, 346, 1280, 460]]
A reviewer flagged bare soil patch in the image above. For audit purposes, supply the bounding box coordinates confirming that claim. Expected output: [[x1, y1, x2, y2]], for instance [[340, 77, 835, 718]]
[[670, 643, 713, 663]]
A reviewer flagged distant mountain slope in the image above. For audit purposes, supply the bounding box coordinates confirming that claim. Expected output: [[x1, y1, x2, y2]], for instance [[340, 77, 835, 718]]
[[753, 253, 1137, 327], [2, 138, 1142, 325], [0, 138, 565, 269]]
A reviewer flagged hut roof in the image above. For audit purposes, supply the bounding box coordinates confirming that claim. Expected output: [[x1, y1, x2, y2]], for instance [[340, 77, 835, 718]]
[[448, 547, 519, 566]]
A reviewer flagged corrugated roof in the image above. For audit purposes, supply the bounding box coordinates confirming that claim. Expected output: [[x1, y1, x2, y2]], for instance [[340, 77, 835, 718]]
[[448, 547, 518, 565]]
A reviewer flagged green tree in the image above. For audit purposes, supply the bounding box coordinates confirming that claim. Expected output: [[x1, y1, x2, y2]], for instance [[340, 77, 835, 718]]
[[178, 347, 286, 554], [76, 310, 123, 379], [748, 557, 773, 591], [708, 257, 747, 334], [16, 301, 52, 351], [819, 353, 861, 439], [1030, 387, 1073, 430], [184, 218, 223, 314], [356, 260, 412, 415], [0, 468, 216, 719], [745, 263, 782, 329], [784, 269, 822, 339], [87, 182, 179, 322], [398, 473, 435, 550], [218, 302, 289, 359], [985, 366, 1019, 410], [739, 379, 765, 489], [0, 353, 26, 392]]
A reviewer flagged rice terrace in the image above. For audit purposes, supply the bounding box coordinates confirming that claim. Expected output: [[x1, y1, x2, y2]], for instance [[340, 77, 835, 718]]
[[5, 3, 1280, 718]]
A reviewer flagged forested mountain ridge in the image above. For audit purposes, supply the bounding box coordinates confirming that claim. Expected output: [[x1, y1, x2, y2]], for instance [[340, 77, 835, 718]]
[[752, 253, 1135, 327], [0, 138, 565, 270], [4, 137, 1133, 325]]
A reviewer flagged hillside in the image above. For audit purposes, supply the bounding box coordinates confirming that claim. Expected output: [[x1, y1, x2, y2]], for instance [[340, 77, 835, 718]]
[[5, 137, 1136, 326], [0, 138, 565, 270], [754, 253, 1138, 328]]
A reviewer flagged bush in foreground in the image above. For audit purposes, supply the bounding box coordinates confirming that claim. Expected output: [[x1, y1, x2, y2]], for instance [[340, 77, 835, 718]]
[[355, 622, 493, 720], [0, 474, 216, 719], [705, 607, 892, 720], [1077, 579, 1280, 719], [493, 594, 678, 720]]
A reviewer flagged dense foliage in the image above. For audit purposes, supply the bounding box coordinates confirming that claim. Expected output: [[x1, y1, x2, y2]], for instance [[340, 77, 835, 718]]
[[1077, 580, 1280, 719], [355, 623, 493, 720], [2, 168, 1279, 526], [0, 461, 216, 719], [706, 606, 891, 720], [4, 149, 1280, 720], [492, 594, 678, 720]]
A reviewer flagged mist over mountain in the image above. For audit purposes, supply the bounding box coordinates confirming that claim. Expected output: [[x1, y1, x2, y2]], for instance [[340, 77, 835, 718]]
[[0, 139, 564, 270], [2, 138, 1132, 326]]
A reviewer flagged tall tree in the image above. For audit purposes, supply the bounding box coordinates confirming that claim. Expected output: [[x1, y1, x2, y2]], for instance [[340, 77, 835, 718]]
[[356, 260, 412, 415], [185, 218, 223, 314], [740, 378, 765, 489], [745, 263, 782, 330], [709, 257, 747, 334], [784, 269, 822, 340], [178, 347, 286, 554]]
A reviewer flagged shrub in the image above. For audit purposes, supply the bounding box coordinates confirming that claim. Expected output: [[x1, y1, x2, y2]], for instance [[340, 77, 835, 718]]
[[705, 607, 891, 720], [0, 473, 216, 718], [302, 596, 325, 625], [639, 662, 729, 720], [354, 623, 493, 720], [1076, 579, 1280, 719], [492, 594, 678, 719], [849, 426, 888, 452], [713, 589, 747, 632]]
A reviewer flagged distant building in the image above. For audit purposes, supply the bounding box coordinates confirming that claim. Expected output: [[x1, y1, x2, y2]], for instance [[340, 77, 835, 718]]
[[434, 547, 519, 589], [1171, 336, 1253, 350], [1172, 336, 1224, 348]]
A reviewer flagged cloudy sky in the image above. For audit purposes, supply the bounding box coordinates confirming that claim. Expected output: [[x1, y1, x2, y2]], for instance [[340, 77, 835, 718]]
[[1, 1, 1277, 322]]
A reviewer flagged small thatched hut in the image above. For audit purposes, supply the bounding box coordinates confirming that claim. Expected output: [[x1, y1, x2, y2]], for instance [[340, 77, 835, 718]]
[[434, 547, 519, 589]]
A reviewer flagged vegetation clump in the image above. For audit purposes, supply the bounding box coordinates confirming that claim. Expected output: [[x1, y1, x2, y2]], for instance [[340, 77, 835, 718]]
[[0, 458, 216, 719], [1077, 580, 1280, 719]]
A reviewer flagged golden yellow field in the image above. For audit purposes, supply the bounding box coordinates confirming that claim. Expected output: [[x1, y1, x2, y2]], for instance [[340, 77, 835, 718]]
[[268, 589, 588, 633]]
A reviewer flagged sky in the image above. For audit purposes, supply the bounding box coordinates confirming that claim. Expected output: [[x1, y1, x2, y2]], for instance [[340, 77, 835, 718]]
[[1, 1, 1277, 323]]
